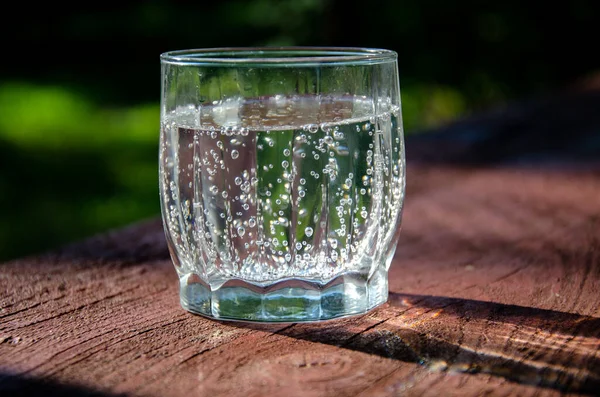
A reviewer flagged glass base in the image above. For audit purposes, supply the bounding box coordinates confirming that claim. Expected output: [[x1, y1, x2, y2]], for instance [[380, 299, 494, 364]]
[[179, 268, 388, 323]]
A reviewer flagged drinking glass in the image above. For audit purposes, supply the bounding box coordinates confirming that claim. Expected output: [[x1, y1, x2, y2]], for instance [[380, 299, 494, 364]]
[[159, 47, 405, 322]]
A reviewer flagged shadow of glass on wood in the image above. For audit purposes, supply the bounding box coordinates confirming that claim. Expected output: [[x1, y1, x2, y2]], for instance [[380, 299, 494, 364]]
[[0, 372, 125, 397], [386, 293, 600, 338], [237, 292, 600, 394]]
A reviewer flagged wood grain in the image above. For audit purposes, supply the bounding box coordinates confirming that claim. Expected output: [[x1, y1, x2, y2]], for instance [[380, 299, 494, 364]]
[[2, 87, 600, 396]]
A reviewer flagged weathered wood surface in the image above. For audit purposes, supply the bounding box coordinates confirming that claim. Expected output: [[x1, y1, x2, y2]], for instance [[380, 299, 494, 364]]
[[2, 87, 600, 396]]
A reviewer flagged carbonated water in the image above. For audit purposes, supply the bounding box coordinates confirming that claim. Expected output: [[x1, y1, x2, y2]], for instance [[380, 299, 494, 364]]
[[160, 96, 405, 321]]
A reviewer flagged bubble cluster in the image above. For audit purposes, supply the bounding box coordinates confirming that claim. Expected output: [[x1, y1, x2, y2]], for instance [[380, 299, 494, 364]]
[[160, 99, 404, 283]]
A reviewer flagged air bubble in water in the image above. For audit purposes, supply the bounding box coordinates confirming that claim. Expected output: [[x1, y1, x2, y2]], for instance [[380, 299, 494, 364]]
[[248, 217, 257, 228], [237, 226, 245, 237], [305, 227, 314, 237], [296, 134, 308, 144], [209, 186, 218, 195], [231, 150, 239, 159], [361, 210, 368, 219], [282, 160, 289, 168], [235, 176, 242, 185], [307, 124, 319, 134], [283, 148, 290, 156]]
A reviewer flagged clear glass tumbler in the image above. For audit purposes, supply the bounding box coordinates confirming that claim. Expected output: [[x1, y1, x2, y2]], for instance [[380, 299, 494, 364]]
[[159, 47, 405, 322]]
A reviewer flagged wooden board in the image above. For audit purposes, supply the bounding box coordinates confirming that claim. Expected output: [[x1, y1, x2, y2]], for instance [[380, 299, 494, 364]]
[[2, 87, 600, 396]]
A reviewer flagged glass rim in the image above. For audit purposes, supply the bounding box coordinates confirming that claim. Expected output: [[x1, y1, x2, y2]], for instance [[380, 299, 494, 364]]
[[160, 47, 397, 67]]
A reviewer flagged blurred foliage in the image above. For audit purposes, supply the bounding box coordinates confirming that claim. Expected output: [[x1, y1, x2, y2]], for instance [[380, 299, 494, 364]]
[[0, 84, 160, 260], [0, 0, 598, 260]]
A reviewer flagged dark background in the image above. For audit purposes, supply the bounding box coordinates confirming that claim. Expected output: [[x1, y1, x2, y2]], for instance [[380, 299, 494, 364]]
[[1, 0, 598, 261]]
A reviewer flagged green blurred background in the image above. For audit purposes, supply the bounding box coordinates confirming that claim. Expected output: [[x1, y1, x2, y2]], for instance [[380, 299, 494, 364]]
[[1, 0, 598, 261]]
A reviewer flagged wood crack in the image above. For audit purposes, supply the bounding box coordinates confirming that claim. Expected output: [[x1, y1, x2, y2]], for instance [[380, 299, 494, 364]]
[[20, 327, 117, 376], [340, 317, 391, 347], [354, 365, 402, 396], [8, 285, 142, 330], [177, 347, 213, 366], [490, 263, 530, 284], [0, 302, 42, 321], [47, 316, 191, 378]]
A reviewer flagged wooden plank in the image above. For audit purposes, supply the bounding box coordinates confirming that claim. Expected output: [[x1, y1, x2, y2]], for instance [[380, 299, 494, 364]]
[[2, 87, 600, 396]]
